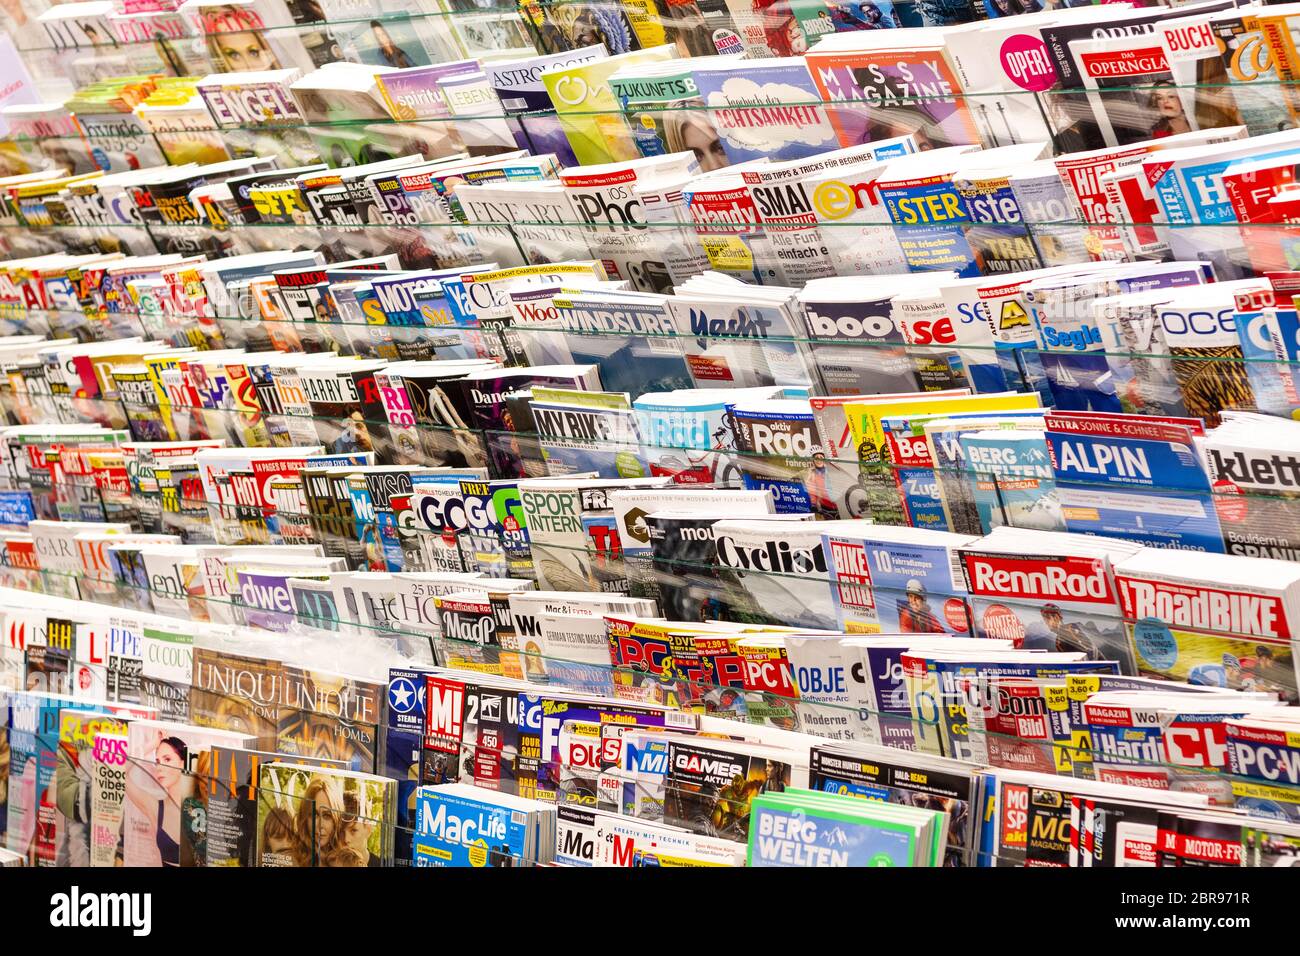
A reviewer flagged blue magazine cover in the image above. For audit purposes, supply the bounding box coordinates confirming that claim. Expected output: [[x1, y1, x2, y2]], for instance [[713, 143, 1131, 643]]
[[372, 269, 469, 327], [413, 786, 534, 866], [1044, 413, 1226, 553], [0, 490, 35, 527], [1030, 266, 1207, 413], [1225, 721, 1300, 823], [822, 527, 972, 636], [385, 666, 429, 866], [960, 430, 1064, 534], [1263, 307, 1300, 415], [1235, 302, 1296, 418], [877, 173, 980, 279], [633, 389, 775, 485]]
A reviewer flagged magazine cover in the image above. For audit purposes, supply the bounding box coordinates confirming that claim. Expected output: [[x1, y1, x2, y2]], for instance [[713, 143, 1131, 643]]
[[536, 0, 638, 54], [1201, 420, 1300, 562], [1212, 12, 1292, 136], [822, 526, 973, 634], [1070, 35, 1181, 148], [318, 0, 442, 69], [803, 155, 914, 278], [808, 743, 975, 866], [685, 177, 787, 283], [663, 738, 790, 840], [553, 293, 693, 395], [204, 746, 344, 866], [797, 282, 925, 397], [722, 0, 811, 57], [412, 783, 542, 866], [275, 666, 383, 772], [880, 415, 949, 530], [255, 762, 395, 866], [712, 516, 836, 629], [1035, 3, 1197, 150], [1156, 11, 1245, 135], [560, 159, 695, 293], [1114, 551, 1300, 703], [876, 169, 981, 278], [784, 636, 871, 742], [692, 57, 838, 165], [54, 709, 129, 867], [647, 513, 730, 622], [728, 399, 823, 514], [609, 60, 716, 164], [488, 46, 608, 167], [542, 46, 677, 166], [531, 389, 646, 479], [805, 45, 982, 150], [87, 729, 128, 867], [961, 429, 1064, 534], [1044, 412, 1226, 553], [958, 533, 1138, 671], [121, 718, 253, 867], [953, 168, 1043, 276], [657, 0, 743, 57]]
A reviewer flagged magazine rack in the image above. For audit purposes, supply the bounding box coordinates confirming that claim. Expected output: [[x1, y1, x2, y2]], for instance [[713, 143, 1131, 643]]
[[0, 719, 1093, 868], [5, 579, 1297, 869]]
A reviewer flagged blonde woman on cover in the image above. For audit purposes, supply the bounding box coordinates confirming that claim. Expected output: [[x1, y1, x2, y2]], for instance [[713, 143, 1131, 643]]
[[292, 774, 344, 866], [203, 5, 280, 72], [664, 111, 728, 172]]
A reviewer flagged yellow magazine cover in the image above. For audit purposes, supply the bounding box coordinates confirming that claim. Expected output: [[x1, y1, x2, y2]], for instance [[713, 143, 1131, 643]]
[[142, 353, 193, 442], [222, 360, 272, 449], [844, 393, 1043, 460], [620, 0, 668, 48], [541, 45, 677, 166], [56, 711, 130, 868]]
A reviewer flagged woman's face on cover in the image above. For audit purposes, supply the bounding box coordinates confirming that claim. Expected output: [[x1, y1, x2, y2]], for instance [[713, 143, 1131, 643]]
[[785, 19, 806, 54], [373, 24, 392, 48], [315, 797, 340, 847], [1154, 88, 1183, 118], [684, 120, 727, 172], [217, 32, 275, 71], [153, 741, 183, 788]]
